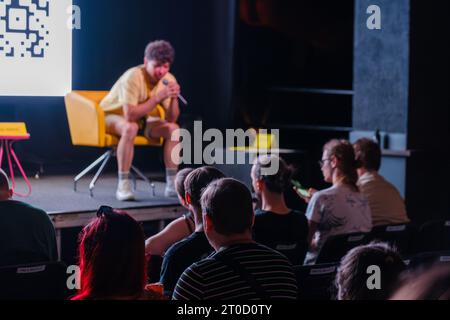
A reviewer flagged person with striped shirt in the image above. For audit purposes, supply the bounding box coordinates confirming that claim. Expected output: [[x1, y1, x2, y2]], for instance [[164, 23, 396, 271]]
[[173, 178, 298, 300]]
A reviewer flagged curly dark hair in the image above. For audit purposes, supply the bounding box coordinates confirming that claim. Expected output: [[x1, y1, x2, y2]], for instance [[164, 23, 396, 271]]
[[335, 242, 406, 300], [144, 40, 175, 64]]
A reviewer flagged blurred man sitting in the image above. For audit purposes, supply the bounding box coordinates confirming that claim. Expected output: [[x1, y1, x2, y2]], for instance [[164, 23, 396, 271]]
[[0, 169, 57, 266], [353, 138, 409, 226]]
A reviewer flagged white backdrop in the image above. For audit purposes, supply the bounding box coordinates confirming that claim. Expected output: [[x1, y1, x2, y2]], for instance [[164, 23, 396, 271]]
[[0, 0, 72, 96]]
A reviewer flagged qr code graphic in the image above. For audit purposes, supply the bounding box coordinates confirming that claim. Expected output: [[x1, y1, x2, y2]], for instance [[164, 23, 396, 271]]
[[0, 0, 50, 58]]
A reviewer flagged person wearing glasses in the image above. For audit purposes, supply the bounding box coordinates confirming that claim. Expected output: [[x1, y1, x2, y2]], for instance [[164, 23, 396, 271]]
[[72, 206, 165, 300], [300, 139, 372, 264]]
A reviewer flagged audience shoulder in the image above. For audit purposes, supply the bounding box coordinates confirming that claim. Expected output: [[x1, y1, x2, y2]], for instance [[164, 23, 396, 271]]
[[310, 187, 331, 202], [319, 185, 338, 195], [15, 201, 49, 217], [164, 235, 192, 256], [180, 256, 216, 278]]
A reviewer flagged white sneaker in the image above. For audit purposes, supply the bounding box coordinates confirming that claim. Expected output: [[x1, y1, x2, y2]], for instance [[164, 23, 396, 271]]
[[164, 173, 177, 197], [164, 185, 177, 198], [116, 179, 135, 201]]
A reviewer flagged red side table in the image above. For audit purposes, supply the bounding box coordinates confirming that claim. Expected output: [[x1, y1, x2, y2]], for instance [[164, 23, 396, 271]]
[[0, 132, 32, 197]]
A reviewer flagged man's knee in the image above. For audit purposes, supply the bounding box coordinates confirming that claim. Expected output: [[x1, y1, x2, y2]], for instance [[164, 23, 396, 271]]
[[122, 122, 139, 140], [167, 123, 180, 141], [167, 123, 179, 133]]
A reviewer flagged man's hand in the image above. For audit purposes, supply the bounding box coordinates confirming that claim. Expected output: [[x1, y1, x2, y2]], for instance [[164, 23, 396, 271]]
[[156, 81, 180, 103], [123, 82, 180, 122]]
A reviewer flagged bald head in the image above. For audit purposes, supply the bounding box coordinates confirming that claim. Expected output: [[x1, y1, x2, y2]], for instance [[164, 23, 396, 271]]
[[0, 169, 12, 200]]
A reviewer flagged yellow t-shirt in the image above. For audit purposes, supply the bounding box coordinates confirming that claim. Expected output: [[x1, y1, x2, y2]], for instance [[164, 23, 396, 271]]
[[100, 65, 177, 119]]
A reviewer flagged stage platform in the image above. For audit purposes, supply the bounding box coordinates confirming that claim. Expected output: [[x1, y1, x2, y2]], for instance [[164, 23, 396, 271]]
[[9, 173, 184, 258]]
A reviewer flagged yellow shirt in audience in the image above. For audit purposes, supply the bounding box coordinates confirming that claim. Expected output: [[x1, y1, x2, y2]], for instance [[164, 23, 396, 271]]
[[357, 171, 409, 226]]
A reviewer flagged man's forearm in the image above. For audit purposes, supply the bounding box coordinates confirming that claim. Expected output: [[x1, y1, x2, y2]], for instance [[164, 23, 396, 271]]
[[165, 98, 180, 123], [124, 96, 159, 122]]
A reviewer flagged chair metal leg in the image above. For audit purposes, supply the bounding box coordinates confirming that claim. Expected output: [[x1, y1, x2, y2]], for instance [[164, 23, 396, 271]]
[[131, 165, 156, 196], [89, 151, 113, 197], [72, 148, 157, 197], [73, 150, 112, 192], [131, 172, 137, 191]]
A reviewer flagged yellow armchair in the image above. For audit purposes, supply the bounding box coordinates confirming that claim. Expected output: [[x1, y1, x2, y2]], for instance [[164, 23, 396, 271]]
[[64, 90, 164, 197], [65, 90, 165, 147]]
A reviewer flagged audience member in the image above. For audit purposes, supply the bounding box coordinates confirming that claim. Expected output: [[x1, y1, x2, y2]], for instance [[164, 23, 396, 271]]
[[173, 178, 298, 300], [335, 242, 406, 300], [159, 167, 225, 296], [0, 169, 57, 267], [390, 265, 450, 300], [145, 168, 195, 257], [302, 139, 372, 264], [353, 138, 409, 226], [72, 206, 164, 300], [251, 154, 308, 265]]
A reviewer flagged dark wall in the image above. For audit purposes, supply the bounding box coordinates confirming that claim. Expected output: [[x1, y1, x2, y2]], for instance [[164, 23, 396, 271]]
[[233, 0, 354, 129], [408, 0, 449, 152], [231, 0, 354, 193], [405, 0, 450, 221], [0, 0, 236, 173]]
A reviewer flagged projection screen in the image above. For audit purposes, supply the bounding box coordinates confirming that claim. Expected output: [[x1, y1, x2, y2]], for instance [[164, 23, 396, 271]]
[[0, 0, 72, 96]]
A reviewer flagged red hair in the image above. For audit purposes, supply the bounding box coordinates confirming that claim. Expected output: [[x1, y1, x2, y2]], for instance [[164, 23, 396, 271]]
[[72, 209, 147, 300]]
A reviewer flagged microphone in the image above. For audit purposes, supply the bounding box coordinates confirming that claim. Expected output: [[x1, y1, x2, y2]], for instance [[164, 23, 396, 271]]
[[162, 79, 188, 106]]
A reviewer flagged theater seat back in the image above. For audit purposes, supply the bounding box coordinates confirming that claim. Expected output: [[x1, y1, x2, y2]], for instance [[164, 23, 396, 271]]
[[407, 251, 450, 271], [413, 220, 450, 254], [316, 232, 370, 264], [294, 263, 338, 300], [368, 223, 417, 255], [0, 261, 71, 300]]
